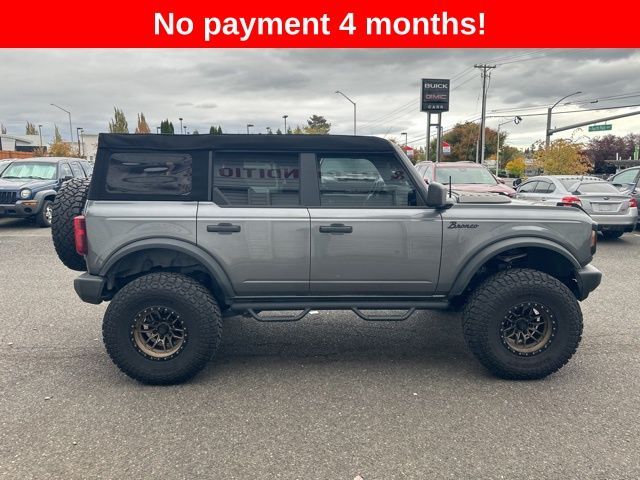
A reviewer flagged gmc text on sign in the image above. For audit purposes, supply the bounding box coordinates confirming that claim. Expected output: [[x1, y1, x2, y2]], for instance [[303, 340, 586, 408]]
[[421, 78, 450, 112]]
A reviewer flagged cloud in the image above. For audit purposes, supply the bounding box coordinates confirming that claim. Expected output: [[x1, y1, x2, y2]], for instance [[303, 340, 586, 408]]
[[0, 48, 638, 146]]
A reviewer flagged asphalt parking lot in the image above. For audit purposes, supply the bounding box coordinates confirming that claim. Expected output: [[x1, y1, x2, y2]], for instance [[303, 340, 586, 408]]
[[0, 218, 639, 480]]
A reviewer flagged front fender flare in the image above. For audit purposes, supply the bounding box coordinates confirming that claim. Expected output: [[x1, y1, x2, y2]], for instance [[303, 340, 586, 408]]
[[448, 236, 581, 297]]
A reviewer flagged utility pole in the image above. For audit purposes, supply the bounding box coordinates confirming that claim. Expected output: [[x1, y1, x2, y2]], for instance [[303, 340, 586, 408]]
[[474, 64, 496, 164]]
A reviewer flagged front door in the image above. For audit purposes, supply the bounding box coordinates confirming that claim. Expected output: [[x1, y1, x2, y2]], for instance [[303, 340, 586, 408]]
[[309, 153, 442, 295], [197, 151, 310, 296]]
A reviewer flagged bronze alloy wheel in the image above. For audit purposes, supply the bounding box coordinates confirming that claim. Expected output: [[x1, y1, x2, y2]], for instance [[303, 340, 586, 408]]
[[500, 302, 556, 356], [131, 306, 187, 360]]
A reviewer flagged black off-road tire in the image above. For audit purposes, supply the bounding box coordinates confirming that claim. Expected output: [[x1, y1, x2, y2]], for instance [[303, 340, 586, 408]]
[[462, 268, 583, 380], [601, 230, 623, 240], [51, 178, 91, 271], [35, 199, 53, 228], [102, 273, 222, 385]]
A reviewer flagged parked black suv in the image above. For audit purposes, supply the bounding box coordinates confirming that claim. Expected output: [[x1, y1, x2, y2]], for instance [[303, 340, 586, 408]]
[[0, 157, 92, 227]]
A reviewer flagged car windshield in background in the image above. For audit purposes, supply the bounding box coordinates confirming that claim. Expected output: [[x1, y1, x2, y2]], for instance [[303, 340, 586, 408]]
[[574, 182, 623, 194], [1, 163, 57, 180], [435, 166, 497, 185]]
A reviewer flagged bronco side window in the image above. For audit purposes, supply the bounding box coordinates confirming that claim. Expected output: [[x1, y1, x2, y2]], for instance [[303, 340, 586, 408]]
[[316, 154, 418, 207], [105, 153, 192, 196], [212, 152, 301, 207]]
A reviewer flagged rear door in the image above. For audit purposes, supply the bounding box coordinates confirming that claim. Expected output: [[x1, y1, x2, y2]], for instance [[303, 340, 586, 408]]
[[196, 151, 310, 296], [308, 152, 442, 295], [515, 180, 538, 200]]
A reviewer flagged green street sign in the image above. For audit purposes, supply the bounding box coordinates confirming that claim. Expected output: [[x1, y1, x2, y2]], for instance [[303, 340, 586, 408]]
[[588, 124, 612, 132]]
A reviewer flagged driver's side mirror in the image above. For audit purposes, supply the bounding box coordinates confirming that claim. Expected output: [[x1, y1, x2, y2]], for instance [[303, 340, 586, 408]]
[[61, 175, 73, 182], [425, 182, 449, 208]]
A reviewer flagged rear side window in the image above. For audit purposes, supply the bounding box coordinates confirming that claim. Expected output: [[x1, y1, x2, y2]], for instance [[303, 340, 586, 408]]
[[212, 152, 300, 206], [105, 153, 192, 196], [317, 154, 418, 207], [534, 181, 555, 193]]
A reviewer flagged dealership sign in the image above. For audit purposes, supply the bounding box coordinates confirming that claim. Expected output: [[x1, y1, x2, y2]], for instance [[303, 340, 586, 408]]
[[421, 78, 450, 112]]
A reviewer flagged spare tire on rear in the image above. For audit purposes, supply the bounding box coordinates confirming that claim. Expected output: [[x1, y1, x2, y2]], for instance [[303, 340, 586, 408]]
[[52, 178, 91, 271]]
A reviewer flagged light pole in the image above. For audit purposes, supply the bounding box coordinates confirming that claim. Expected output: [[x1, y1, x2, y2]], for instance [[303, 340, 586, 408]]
[[76, 127, 83, 157], [51, 103, 73, 142], [545, 91, 582, 148], [496, 116, 522, 177], [38, 125, 43, 149], [184, 125, 188, 135], [246, 124, 254, 134], [401, 132, 408, 147], [179, 117, 184, 134], [283, 115, 288, 133], [335, 90, 356, 135]]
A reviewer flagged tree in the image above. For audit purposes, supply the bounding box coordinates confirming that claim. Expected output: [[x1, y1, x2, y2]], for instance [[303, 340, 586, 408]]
[[505, 157, 526, 177], [276, 128, 283, 135], [584, 134, 640, 173], [160, 119, 174, 134], [287, 127, 293, 134], [192, 129, 200, 135], [209, 125, 222, 135], [135, 113, 150, 134], [108, 107, 129, 133], [429, 122, 505, 163], [304, 115, 331, 135], [25, 122, 38, 135], [49, 125, 73, 156], [1, 123, 6, 134], [534, 139, 591, 175], [292, 125, 304, 134]]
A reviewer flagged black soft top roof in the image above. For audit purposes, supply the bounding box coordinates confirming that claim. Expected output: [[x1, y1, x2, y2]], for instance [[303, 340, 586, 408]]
[[98, 133, 395, 152]]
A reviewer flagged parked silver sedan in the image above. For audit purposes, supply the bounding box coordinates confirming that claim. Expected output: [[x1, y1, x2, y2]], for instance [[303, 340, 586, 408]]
[[516, 175, 638, 239]]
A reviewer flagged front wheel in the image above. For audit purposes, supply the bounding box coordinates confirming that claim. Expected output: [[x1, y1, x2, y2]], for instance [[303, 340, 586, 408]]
[[462, 268, 583, 380], [102, 273, 222, 384], [35, 200, 53, 228]]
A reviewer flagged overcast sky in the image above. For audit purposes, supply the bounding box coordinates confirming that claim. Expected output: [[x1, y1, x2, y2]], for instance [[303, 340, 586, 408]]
[[1, 49, 639, 149]]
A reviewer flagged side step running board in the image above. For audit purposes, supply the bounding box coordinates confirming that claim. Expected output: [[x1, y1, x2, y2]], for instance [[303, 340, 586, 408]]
[[233, 300, 450, 322]]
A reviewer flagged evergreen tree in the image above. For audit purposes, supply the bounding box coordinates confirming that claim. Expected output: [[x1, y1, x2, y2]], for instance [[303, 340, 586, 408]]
[[1, 123, 6, 134], [108, 107, 129, 133], [304, 115, 331, 135], [276, 128, 283, 135], [209, 126, 216, 134], [192, 129, 200, 135], [135, 113, 150, 134], [160, 119, 174, 134], [25, 122, 38, 135], [293, 125, 304, 134]]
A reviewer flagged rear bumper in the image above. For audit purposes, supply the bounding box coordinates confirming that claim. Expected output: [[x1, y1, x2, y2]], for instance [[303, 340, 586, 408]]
[[74, 273, 105, 304], [591, 207, 638, 230], [574, 264, 602, 301]]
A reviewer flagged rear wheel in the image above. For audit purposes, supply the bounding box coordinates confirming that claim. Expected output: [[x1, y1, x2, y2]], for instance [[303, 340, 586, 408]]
[[51, 178, 91, 271], [102, 273, 222, 385], [601, 230, 623, 239], [462, 268, 583, 380]]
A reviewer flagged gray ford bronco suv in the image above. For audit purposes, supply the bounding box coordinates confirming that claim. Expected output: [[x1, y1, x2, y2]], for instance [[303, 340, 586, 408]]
[[52, 134, 602, 384]]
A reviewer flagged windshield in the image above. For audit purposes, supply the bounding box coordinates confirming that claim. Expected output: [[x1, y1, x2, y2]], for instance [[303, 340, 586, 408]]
[[435, 165, 497, 185], [1, 162, 57, 180]]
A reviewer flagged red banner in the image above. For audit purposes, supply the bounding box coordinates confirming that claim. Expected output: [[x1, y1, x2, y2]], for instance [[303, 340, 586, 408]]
[[1, 0, 639, 47]]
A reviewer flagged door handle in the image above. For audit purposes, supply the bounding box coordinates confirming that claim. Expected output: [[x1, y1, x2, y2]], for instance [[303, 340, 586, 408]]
[[319, 223, 353, 234], [207, 223, 241, 233]]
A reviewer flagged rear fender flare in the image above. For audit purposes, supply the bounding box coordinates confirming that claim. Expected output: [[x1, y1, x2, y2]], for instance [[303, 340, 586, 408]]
[[98, 238, 235, 305]]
